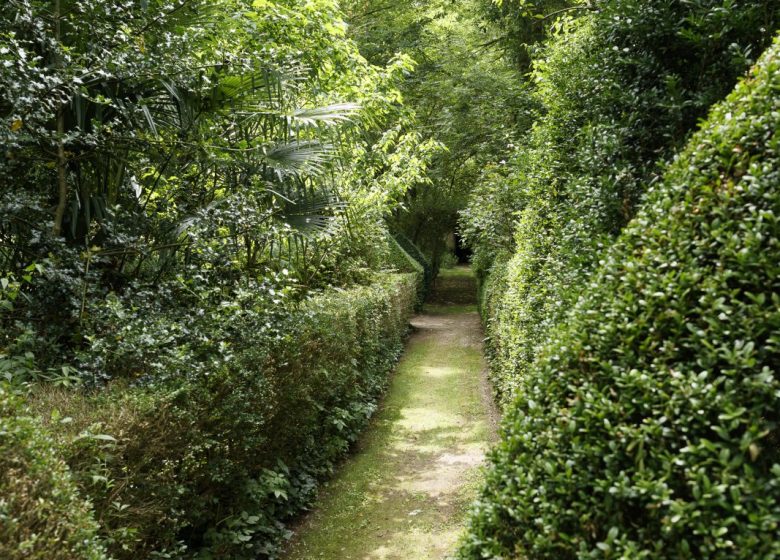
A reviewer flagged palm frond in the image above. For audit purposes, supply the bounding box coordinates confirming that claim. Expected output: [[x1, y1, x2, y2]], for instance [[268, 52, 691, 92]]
[[272, 184, 346, 235], [263, 140, 332, 175], [211, 67, 305, 110], [289, 103, 360, 127]]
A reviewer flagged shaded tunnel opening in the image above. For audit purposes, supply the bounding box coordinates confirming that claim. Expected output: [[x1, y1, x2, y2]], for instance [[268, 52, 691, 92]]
[[454, 232, 472, 264]]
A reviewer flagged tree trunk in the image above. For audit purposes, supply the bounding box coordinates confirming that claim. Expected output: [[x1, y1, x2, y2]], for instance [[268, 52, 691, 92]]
[[52, 0, 68, 237], [53, 108, 68, 237]]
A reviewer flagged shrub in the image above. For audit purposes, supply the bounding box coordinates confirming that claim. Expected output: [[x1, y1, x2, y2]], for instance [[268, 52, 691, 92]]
[[464, 0, 780, 405], [31, 273, 417, 559], [384, 234, 426, 308], [459, 36, 780, 559], [479, 202, 571, 405], [394, 232, 434, 298], [0, 388, 108, 560]]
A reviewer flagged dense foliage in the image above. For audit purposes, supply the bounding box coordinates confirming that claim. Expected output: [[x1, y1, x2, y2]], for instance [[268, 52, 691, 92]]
[[461, 0, 780, 404], [1, 0, 430, 557], [4, 0, 780, 557], [29, 273, 416, 558], [0, 0, 436, 382], [455, 0, 780, 556], [0, 388, 107, 560], [345, 0, 528, 268], [459, 35, 780, 558]]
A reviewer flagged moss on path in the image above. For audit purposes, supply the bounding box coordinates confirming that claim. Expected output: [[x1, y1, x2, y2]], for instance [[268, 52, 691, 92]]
[[283, 266, 498, 560]]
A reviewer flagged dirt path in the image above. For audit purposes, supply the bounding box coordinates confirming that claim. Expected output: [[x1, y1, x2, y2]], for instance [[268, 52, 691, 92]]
[[283, 266, 498, 560]]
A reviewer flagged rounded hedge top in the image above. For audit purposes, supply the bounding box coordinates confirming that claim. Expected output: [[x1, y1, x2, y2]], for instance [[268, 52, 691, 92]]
[[459, 35, 780, 559]]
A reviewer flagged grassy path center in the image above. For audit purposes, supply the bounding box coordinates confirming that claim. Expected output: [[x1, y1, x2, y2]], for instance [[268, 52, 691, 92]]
[[284, 267, 498, 559]]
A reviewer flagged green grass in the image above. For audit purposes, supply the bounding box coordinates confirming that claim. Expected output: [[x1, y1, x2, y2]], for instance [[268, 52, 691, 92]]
[[284, 267, 496, 559], [423, 303, 479, 315]]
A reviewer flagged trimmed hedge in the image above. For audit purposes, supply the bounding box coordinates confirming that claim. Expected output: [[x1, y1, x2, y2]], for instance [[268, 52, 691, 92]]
[[394, 232, 434, 298], [479, 203, 569, 407], [0, 389, 107, 560], [465, 0, 780, 408], [29, 273, 417, 559], [385, 234, 426, 309], [459, 37, 780, 558]]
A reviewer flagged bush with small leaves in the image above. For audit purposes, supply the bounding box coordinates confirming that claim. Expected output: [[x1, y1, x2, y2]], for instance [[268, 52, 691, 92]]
[[0, 388, 108, 560], [32, 273, 417, 559], [459, 36, 780, 559], [383, 235, 426, 308], [464, 0, 780, 403]]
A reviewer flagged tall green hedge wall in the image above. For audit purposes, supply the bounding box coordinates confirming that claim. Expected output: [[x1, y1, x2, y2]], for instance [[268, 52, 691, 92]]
[[469, 0, 780, 408], [459, 36, 780, 559]]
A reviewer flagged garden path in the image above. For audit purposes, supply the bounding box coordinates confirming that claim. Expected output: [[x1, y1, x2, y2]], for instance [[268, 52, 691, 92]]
[[283, 266, 498, 560]]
